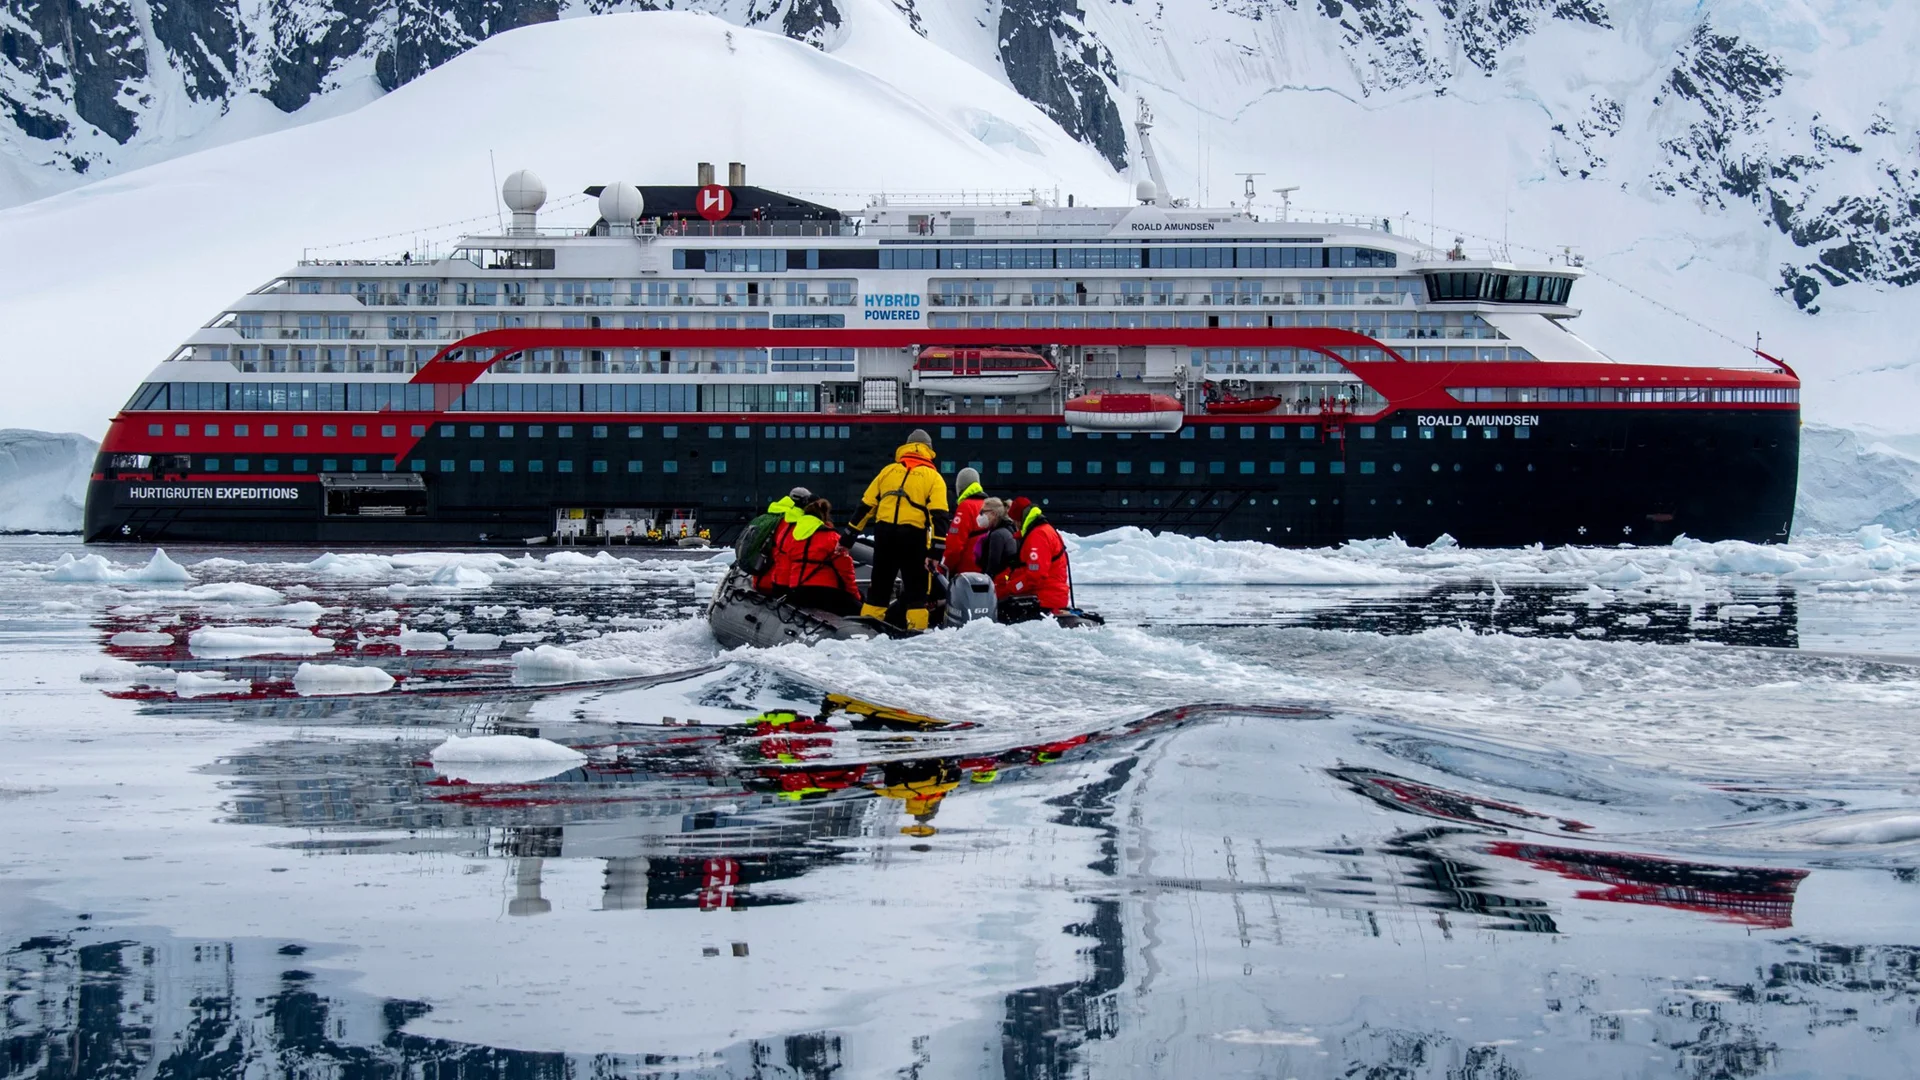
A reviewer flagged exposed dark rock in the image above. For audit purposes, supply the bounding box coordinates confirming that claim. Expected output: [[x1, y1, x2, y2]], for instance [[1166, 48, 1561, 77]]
[[782, 0, 843, 48], [997, 0, 1127, 170], [148, 0, 248, 102]]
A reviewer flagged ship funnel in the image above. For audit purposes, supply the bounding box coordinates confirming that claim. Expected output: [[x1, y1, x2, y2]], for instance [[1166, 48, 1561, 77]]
[[728, 161, 745, 186], [697, 162, 716, 186], [502, 169, 547, 236]]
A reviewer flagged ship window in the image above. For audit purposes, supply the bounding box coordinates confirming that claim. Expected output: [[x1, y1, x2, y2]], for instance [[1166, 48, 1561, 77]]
[[1239, 461, 1254, 474], [322, 425, 338, 437], [662, 461, 678, 473], [1419, 428, 1435, 440], [1208, 428, 1224, 440], [711, 460, 726, 474], [234, 425, 249, 437], [174, 424, 189, 436], [1482, 427, 1499, 439], [1330, 462, 1346, 474], [627, 460, 643, 472], [382, 459, 396, 472], [558, 460, 574, 473], [439, 460, 454, 472], [381, 425, 396, 437], [663, 426, 678, 438], [1180, 429, 1196, 440], [1515, 426, 1532, 439], [1391, 426, 1407, 439], [148, 424, 162, 436], [499, 460, 514, 472], [499, 425, 514, 437], [409, 460, 424, 472], [592, 426, 608, 438], [1299, 426, 1315, 439], [941, 426, 957, 439], [1028, 427, 1043, 440], [204, 424, 219, 436], [1359, 426, 1376, 439], [557, 425, 574, 438], [352, 425, 367, 438], [1087, 462, 1103, 475], [294, 459, 309, 471], [997, 461, 1012, 474], [709, 426, 724, 438], [629, 426, 644, 438], [232, 459, 248, 471], [999, 426, 1013, 439], [1027, 461, 1042, 474], [529, 425, 544, 437], [528, 460, 544, 473], [968, 426, 984, 438], [1117, 461, 1133, 475], [1299, 461, 1316, 475], [352, 459, 368, 471], [1239, 426, 1255, 439], [1204, 462, 1220, 474], [322, 459, 337, 471], [1150, 462, 1166, 475], [1269, 461, 1285, 474], [1451, 427, 1467, 439], [1057, 461, 1072, 474], [1269, 427, 1284, 439], [1360, 461, 1375, 474]]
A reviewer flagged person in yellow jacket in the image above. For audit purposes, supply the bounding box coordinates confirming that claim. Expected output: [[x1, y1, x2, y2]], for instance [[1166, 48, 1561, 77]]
[[875, 758, 962, 837], [853, 429, 950, 630]]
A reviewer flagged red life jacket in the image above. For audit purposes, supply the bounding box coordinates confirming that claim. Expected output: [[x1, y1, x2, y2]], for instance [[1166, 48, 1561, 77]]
[[776, 517, 859, 597], [1004, 516, 1071, 611], [944, 495, 986, 575], [753, 518, 796, 592]]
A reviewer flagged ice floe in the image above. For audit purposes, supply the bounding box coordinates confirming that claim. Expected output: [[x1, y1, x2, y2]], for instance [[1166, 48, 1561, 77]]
[[429, 734, 585, 784], [175, 670, 247, 697], [108, 630, 173, 647], [46, 548, 191, 583], [187, 625, 335, 657], [1809, 815, 1920, 845], [291, 663, 396, 696]]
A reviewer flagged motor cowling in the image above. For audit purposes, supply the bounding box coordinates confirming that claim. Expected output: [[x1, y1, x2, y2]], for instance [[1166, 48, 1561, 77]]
[[945, 572, 998, 628]]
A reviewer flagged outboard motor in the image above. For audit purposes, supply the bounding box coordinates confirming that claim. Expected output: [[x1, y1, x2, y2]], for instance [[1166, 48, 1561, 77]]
[[945, 572, 998, 628]]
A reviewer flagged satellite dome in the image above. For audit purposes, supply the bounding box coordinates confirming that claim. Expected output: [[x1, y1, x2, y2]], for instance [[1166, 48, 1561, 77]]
[[502, 170, 547, 213], [1134, 178, 1158, 205], [598, 181, 644, 224]]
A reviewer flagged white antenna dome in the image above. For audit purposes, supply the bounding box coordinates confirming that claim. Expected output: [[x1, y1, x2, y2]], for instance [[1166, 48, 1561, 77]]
[[502, 170, 547, 213], [1134, 178, 1158, 205], [598, 182, 644, 225]]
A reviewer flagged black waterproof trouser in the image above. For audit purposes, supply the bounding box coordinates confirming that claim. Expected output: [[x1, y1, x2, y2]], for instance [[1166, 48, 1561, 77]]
[[787, 585, 861, 616], [865, 522, 929, 613]]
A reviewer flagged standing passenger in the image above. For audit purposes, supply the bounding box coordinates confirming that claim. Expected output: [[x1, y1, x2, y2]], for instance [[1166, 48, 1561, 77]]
[[943, 467, 988, 576], [853, 428, 949, 630]]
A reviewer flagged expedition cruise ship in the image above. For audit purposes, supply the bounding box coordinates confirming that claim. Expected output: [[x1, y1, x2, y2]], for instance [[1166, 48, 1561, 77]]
[[85, 147, 1800, 547]]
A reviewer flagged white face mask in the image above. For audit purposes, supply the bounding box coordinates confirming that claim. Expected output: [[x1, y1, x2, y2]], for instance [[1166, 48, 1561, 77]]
[[976, 513, 992, 528]]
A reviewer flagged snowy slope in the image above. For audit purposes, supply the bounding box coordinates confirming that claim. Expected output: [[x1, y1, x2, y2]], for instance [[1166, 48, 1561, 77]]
[[0, 430, 97, 533], [0, 8, 1123, 438]]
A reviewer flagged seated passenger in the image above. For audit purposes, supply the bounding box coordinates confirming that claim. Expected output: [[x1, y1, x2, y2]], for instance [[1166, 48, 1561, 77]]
[[778, 499, 862, 616], [1000, 497, 1072, 613], [976, 497, 1020, 584], [743, 485, 811, 595]]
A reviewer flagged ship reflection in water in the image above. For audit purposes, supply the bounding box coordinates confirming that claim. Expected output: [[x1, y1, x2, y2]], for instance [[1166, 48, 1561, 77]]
[[10, 660, 1913, 1080]]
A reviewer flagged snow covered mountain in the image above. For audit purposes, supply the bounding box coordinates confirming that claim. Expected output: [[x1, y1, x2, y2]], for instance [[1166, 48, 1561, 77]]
[[4, 0, 1915, 318]]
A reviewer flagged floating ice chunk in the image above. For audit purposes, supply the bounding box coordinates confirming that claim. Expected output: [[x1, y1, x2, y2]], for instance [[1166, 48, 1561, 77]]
[[1216, 1030, 1322, 1047], [1719, 604, 1762, 620], [109, 630, 174, 647], [1810, 815, 1920, 845], [1576, 584, 1615, 607], [429, 563, 494, 589], [1616, 613, 1652, 627], [1066, 527, 1412, 585], [188, 625, 335, 657], [394, 627, 450, 652], [80, 659, 176, 683], [511, 643, 662, 684], [449, 632, 504, 650], [1536, 613, 1576, 626], [176, 670, 248, 697], [518, 607, 556, 626], [472, 605, 509, 618], [430, 734, 586, 784], [47, 548, 192, 583], [183, 582, 284, 604], [362, 609, 401, 625], [1540, 673, 1584, 697], [292, 663, 396, 696]]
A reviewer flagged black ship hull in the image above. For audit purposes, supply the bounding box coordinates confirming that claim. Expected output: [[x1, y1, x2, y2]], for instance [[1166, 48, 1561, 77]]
[[84, 406, 1799, 548]]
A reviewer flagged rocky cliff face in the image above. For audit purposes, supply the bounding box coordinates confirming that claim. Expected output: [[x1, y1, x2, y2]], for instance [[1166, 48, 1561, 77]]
[[1, 0, 1914, 311]]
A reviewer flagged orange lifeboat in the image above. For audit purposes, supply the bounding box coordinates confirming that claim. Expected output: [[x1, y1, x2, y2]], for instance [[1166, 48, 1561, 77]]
[[1063, 393, 1185, 433]]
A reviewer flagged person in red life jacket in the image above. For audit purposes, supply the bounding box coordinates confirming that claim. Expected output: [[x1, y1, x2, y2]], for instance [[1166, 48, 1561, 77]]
[[942, 467, 989, 576], [774, 499, 862, 616], [1000, 497, 1073, 612], [746, 486, 811, 595]]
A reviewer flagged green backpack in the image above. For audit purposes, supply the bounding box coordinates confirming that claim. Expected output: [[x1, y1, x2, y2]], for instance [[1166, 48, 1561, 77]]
[[734, 511, 782, 575]]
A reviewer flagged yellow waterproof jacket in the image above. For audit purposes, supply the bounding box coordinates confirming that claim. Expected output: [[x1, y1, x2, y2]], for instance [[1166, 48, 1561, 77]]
[[859, 442, 949, 530]]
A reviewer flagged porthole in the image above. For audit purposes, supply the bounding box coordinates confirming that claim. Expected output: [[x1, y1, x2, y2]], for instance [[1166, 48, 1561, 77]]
[[1430, 463, 1440, 472], [1393, 463, 1402, 472], [1452, 463, 1462, 472]]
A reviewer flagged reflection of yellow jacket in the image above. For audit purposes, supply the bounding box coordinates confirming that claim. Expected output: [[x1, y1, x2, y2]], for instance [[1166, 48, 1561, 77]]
[[860, 442, 948, 530], [878, 777, 960, 818]]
